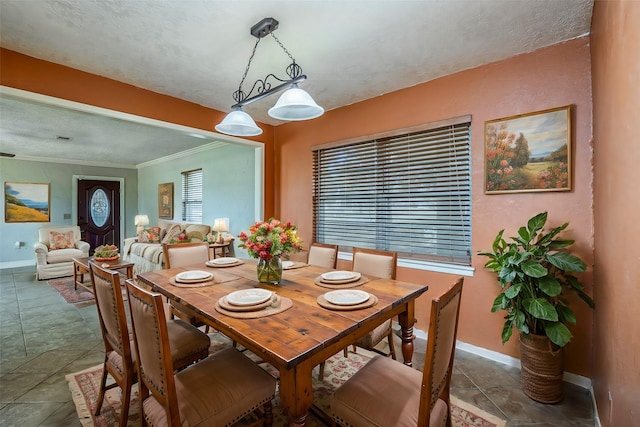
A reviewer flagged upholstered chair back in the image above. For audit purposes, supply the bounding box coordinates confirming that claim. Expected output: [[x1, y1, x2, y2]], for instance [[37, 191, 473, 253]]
[[351, 247, 397, 279], [90, 262, 129, 357], [163, 242, 209, 269], [125, 280, 178, 416], [38, 225, 83, 249], [419, 277, 464, 424], [307, 243, 338, 269]]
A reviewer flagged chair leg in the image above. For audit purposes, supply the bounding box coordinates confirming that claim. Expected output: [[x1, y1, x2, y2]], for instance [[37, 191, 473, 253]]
[[119, 376, 133, 426], [263, 400, 273, 427], [387, 330, 397, 360], [94, 364, 108, 415]]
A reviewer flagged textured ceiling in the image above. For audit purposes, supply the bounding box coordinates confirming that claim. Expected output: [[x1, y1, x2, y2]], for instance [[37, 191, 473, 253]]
[[0, 0, 594, 167]]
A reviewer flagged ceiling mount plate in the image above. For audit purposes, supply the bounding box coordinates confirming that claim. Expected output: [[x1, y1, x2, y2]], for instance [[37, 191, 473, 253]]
[[251, 17, 279, 39]]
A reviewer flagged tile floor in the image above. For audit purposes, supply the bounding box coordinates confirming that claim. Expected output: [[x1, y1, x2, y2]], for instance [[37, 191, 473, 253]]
[[0, 266, 596, 426]]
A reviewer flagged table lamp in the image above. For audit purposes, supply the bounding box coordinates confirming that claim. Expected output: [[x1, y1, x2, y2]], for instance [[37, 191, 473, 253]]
[[213, 218, 229, 243], [134, 214, 149, 234]]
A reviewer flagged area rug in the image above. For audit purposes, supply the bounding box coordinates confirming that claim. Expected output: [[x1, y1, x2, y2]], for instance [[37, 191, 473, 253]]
[[48, 277, 94, 304], [66, 339, 506, 427]]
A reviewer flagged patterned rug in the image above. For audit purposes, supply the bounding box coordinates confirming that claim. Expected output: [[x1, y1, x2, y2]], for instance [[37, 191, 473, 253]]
[[48, 277, 94, 304], [66, 336, 506, 427]]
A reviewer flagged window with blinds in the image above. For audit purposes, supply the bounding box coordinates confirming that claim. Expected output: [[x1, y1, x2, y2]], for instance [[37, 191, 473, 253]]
[[181, 168, 203, 222], [312, 119, 472, 265]]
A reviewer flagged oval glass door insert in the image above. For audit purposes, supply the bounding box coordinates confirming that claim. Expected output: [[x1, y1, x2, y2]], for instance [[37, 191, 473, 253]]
[[90, 189, 109, 227]]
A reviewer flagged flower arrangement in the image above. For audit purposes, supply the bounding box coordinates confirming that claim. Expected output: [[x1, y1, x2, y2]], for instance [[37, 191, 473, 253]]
[[238, 218, 303, 260], [169, 232, 190, 244], [93, 244, 120, 261]]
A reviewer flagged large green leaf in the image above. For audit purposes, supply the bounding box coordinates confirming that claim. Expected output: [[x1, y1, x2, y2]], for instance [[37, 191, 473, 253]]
[[556, 304, 577, 325], [501, 320, 513, 344], [522, 260, 548, 278], [548, 239, 574, 249], [504, 283, 522, 299], [527, 212, 547, 235], [491, 294, 508, 312], [523, 298, 558, 321], [517, 226, 531, 245], [537, 275, 562, 297], [544, 321, 573, 347], [499, 265, 516, 284], [492, 229, 506, 253], [537, 222, 569, 245], [513, 310, 529, 334], [546, 252, 587, 272]]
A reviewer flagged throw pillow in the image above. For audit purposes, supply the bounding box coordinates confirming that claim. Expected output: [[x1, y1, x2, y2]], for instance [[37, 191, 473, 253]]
[[186, 230, 205, 242], [138, 226, 161, 243], [49, 231, 75, 250], [161, 223, 184, 244]]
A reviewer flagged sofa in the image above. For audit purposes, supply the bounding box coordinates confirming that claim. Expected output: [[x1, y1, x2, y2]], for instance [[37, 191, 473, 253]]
[[123, 220, 211, 276], [34, 225, 90, 280]]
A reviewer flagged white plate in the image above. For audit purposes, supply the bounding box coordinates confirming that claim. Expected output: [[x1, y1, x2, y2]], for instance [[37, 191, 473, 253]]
[[321, 271, 361, 282], [282, 260, 294, 269], [324, 290, 370, 306], [211, 257, 239, 265], [226, 289, 273, 306], [176, 270, 212, 281]]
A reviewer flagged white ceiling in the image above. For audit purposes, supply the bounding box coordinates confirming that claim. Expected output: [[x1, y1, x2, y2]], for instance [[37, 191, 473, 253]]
[[0, 0, 594, 167]]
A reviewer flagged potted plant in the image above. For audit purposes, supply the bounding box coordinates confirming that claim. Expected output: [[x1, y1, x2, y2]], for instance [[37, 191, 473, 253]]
[[479, 211, 594, 403]]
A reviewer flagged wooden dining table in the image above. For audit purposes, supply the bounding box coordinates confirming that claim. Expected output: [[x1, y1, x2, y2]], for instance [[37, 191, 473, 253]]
[[136, 259, 429, 427]]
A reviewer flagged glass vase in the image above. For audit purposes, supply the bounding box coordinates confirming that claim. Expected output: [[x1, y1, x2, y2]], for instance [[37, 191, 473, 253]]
[[257, 256, 283, 284]]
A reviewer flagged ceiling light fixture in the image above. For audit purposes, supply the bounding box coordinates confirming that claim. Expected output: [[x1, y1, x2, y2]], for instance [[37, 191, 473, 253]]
[[215, 17, 324, 137]]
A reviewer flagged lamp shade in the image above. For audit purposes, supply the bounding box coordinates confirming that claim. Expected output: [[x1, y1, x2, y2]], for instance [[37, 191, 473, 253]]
[[134, 215, 149, 226], [268, 85, 324, 121], [215, 109, 263, 136], [213, 218, 229, 233]]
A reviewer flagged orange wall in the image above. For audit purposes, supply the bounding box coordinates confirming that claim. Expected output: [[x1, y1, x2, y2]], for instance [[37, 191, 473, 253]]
[[591, 1, 640, 425], [0, 48, 277, 218], [276, 38, 595, 377]]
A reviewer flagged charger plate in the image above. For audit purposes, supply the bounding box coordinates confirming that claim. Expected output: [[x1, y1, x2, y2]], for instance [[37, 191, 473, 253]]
[[314, 276, 369, 289], [317, 293, 378, 311]]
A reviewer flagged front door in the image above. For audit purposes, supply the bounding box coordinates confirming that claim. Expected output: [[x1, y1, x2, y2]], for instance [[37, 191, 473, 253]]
[[77, 179, 121, 254]]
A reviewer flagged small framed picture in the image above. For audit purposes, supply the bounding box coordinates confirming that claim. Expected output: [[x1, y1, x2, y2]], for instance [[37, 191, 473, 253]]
[[4, 182, 50, 223], [158, 182, 174, 219], [484, 105, 572, 194]]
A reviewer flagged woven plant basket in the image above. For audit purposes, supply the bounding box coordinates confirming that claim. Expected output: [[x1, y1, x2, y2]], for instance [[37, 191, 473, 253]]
[[519, 334, 564, 404]]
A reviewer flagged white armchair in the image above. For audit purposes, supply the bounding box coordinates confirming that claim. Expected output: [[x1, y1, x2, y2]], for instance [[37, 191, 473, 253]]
[[34, 226, 90, 280]]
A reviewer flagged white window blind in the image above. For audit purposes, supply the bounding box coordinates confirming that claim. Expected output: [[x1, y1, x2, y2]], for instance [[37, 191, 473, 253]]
[[181, 168, 203, 222], [312, 121, 472, 265]]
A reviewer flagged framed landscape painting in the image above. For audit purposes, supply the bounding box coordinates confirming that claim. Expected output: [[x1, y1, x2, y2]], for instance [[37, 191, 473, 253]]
[[158, 182, 173, 219], [4, 182, 50, 222], [484, 105, 572, 194]]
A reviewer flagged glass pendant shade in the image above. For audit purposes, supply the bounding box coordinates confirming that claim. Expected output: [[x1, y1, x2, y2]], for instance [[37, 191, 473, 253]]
[[215, 109, 263, 136], [268, 85, 324, 121]]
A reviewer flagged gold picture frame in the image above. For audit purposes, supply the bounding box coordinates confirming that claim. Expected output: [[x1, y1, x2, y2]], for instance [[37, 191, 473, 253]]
[[158, 182, 174, 219], [484, 105, 572, 194], [4, 182, 51, 223]]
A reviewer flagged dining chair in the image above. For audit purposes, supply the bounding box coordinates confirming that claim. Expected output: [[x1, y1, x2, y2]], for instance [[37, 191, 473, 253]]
[[125, 279, 277, 427], [162, 242, 211, 329], [331, 277, 464, 427], [307, 242, 339, 269], [319, 247, 398, 380], [89, 263, 210, 426]]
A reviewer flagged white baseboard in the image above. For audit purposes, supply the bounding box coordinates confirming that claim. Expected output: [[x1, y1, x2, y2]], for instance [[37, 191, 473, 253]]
[[455, 340, 592, 389], [0, 260, 35, 269]]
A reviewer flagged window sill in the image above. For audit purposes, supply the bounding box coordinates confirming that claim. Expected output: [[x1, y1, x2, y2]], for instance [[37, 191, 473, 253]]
[[337, 252, 475, 277]]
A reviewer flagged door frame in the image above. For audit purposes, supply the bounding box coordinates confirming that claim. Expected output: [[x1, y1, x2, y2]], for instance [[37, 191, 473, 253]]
[[72, 175, 125, 249]]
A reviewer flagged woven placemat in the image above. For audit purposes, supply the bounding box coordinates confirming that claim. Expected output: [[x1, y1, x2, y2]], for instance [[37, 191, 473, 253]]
[[314, 276, 370, 289], [316, 294, 378, 311], [205, 259, 245, 268], [283, 261, 308, 270], [169, 270, 239, 288], [214, 296, 293, 318]]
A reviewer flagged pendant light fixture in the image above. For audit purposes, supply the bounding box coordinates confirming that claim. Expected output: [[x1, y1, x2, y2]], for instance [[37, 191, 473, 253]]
[[215, 18, 324, 137]]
